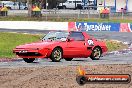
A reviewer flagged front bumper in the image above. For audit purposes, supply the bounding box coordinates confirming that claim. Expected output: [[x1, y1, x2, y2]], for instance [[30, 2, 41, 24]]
[[13, 48, 51, 58]]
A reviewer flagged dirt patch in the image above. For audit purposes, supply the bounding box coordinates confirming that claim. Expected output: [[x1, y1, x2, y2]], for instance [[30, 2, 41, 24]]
[[0, 65, 132, 88]]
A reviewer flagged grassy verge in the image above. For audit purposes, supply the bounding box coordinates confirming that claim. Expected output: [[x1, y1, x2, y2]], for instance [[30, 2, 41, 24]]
[[0, 32, 128, 58], [105, 40, 128, 52], [0, 16, 132, 23], [0, 32, 40, 58]]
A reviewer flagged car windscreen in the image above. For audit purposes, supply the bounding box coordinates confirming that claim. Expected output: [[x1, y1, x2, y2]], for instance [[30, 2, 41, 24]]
[[42, 31, 69, 41]]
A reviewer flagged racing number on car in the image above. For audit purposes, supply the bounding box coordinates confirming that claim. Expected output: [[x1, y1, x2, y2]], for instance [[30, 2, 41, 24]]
[[87, 39, 94, 46]]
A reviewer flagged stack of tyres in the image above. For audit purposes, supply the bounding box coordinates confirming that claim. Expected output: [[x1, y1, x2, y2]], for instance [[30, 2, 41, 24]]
[[100, 8, 110, 19], [32, 6, 41, 17], [0, 7, 8, 16]]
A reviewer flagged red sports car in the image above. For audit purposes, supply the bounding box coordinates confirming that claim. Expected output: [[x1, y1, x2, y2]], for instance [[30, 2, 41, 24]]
[[13, 31, 107, 63]]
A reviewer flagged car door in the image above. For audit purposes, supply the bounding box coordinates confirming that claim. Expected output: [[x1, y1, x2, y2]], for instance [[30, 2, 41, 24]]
[[65, 32, 88, 57]]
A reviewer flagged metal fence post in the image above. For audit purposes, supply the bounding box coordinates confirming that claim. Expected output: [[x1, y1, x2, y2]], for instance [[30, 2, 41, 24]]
[[46, 0, 48, 21], [57, 9, 60, 19], [122, 11, 124, 19], [78, 9, 81, 19], [87, 9, 89, 18], [99, 10, 100, 19]]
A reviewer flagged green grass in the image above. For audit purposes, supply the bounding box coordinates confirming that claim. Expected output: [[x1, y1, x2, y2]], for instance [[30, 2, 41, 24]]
[[105, 40, 128, 52], [0, 16, 132, 23], [0, 32, 40, 58], [0, 32, 128, 58]]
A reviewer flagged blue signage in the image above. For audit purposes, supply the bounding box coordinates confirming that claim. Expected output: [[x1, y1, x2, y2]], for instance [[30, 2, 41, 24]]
[[76, 22, 120, 32], [130, 23, 132, 30]]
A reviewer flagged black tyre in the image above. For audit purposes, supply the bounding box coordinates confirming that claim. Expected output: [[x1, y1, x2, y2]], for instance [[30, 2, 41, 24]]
[[90, 47, 102, 60], [57, 6, 61, 9], [7, 7, 11, 10], [24, 7, 28, 10], [62, 6, 66, 9], [50, 48, 62, 62], [64, 58, 73, 61], [23, 58, 35, 63], [76, 76, 87, 85], [77, 5, 82, 9]]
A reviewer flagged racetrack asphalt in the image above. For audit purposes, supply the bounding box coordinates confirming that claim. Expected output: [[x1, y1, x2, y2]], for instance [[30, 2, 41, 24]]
[[0, 29, 132, 68]]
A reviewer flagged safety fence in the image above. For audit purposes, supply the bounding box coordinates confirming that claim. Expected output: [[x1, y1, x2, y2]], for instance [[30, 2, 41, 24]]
[[5, 9, 132, 20], [41, 9, 132, 20], [68, 22, 132, 32]]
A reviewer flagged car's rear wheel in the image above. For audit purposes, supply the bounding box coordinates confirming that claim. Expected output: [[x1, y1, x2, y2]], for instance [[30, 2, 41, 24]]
[[50, 48, 62, 62], [24, 7, 28, 10], [23, 58, 35, 63], [90, 47, 102, 60], [64, 58, 73, 61]]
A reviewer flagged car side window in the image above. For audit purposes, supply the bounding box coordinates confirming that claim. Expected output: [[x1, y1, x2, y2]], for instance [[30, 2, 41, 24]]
[[69, 32, 85, 41]]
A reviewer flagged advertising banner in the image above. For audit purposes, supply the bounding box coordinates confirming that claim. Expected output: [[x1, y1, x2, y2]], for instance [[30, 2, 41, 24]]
[[68, 22, 120, 32], [0, 21, 68, 31], [119, 23, 132, 32]]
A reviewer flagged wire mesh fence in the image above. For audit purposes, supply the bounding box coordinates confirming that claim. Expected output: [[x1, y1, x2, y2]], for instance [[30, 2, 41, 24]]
[[6, 9, 132, 20], [41, 9, 132, 20]]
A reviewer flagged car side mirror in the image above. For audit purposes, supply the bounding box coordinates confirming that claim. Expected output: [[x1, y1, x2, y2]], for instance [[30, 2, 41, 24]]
[[67, 38, 74, 42]]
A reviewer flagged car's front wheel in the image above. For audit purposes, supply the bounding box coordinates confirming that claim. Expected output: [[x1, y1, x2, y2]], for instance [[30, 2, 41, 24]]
[[64, 58, 73, 61], [7, 7, 11, 10], [90, 47, 102, 60], [62, 6, 66, 9], [23, 58, 35, 63], [50, 48, 62, 62]]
